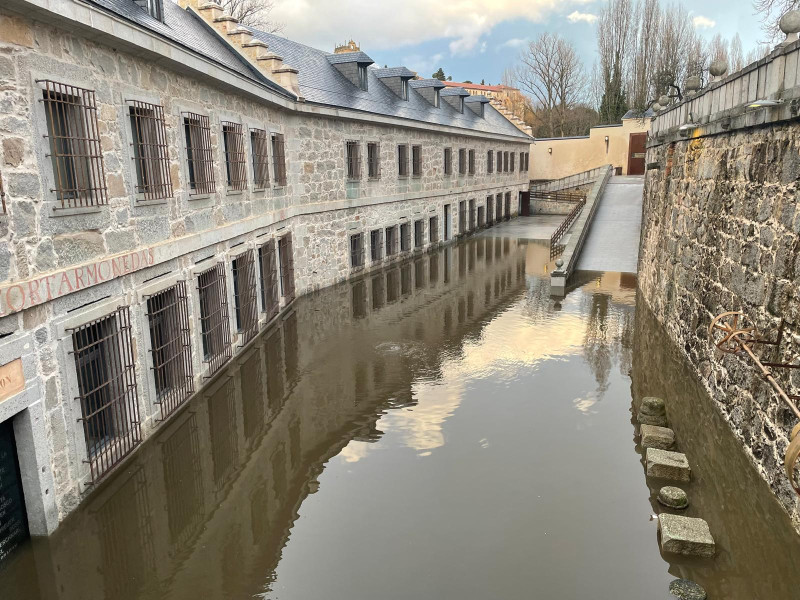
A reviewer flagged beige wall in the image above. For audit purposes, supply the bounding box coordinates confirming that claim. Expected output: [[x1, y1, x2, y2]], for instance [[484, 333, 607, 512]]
[[530, 118, 651, 180]]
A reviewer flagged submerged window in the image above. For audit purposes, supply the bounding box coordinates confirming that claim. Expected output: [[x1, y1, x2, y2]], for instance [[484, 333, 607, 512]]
[[400, 222, 411, 252], [414, 219, 424, 249], [350, 233, 365, 269], [278, 233, 296, 302], [232, 250, 259, 344], [197, 263, 232, 375], [258, 239, 280, 322]]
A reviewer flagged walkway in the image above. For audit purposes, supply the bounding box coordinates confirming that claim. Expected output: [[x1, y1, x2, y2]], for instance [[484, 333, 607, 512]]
[[575, 175, 644, 274]]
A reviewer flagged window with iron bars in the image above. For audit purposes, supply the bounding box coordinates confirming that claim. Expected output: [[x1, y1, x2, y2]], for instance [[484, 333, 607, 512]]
[[444, 147, 452, 176], [370, 228, 384, 263], [258, 239, 280, 322], [412, 145, 422, 177], [429, 215, 439, 243], [458, 200, 466, 234], [519, 151, 525, 172], [183, 112, 215, 195], [469, 199, 476, 231], [0, 169, 5, 215], [504, 151, 510, 173], [222, 121, 248, 191], [398, 144, 409, 177], [278, 232, 296, 302], [146, 282, 194, 421], [232, 250, 259, 345], [250, 128, 270, 188], [414, 219, 424, 249], [504, 192, 511, 219], [70, 306, 141, 484], [468, 149, 475, 175], [496, 193, 503, 221], [346, 141, 361, 180], [458, 148, 466, 175], [487, 196, 494, 225], [400, 221, 411, 252], [271, 132, 287, 186], [367, 142, 380, 179], [350, 232, 365, 269], [40, 80, 107, 209], [385, 225, 398, 256], [487, 150, 493, 174], [478, 206, 485, 228], [510, 151, 515, 173], [197, 263, 232, 376], [128, 100, 172, 201], [498, 149, 504, 172]]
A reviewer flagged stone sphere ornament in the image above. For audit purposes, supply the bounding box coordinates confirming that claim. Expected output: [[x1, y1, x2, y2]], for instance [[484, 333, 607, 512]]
[[709, 59, 728, 78], [780, 10, 800, 44], [685, 75, 701, 93], [658, 94, 670, 107], [555, 258, 564, 269], [652, 102, 662, 112]]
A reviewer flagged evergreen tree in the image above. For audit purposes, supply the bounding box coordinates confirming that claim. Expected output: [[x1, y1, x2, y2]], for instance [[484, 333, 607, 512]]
[[431, 67, 446, 81]]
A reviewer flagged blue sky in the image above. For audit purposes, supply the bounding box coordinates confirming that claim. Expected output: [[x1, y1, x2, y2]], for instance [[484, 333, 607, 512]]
[[271, 0, 765, 85]]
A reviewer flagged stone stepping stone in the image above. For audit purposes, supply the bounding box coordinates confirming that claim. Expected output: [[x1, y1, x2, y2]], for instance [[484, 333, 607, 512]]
[[669, 578, 707, 600], [659, 514, 715, 558], [658, 486, 688, 509], [640, 424, 675, 450], [646, 448, 691, 482], [637, 396, 668, 427]]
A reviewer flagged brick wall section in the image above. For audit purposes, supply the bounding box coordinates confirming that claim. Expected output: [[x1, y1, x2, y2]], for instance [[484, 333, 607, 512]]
[[640, 124, 800, 528]]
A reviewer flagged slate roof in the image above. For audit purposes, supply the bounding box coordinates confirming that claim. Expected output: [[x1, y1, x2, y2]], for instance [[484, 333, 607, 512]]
[[622, 108, 655, 119], [326, 51, 374, 65], [84, 0, 531, 139], [441, 87, 470, 97], [373, 67, 416, 79]]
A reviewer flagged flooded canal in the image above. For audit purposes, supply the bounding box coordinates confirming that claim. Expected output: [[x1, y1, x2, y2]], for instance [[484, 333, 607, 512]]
[[2, 221, 800, 599]]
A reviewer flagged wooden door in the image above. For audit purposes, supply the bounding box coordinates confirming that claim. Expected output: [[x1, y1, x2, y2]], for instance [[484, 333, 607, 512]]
[[627, 133, 647, 175]]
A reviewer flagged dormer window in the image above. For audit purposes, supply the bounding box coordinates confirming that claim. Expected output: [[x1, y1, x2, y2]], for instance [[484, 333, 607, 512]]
[[134, 0, 163, 21], [359, 65, 368, 91]]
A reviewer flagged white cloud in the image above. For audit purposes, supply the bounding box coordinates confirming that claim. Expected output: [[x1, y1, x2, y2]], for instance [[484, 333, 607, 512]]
[[271, 0, 593, 57], [401, 52, 445, 77], [499, 37, 529, 49], [566, 10, 598, 24], [693, 15, 716, 29]]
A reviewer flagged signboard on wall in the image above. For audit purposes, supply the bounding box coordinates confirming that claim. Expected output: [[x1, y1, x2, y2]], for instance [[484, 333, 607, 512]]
[[0, 359, 24, 404]]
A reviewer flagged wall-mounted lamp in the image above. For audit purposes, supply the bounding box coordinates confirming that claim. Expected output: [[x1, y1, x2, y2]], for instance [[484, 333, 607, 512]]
[[548, 147, 552, 155], [604, 135, 609, 154], [678, 123, 699, 138], [747, 98, 784, 109]]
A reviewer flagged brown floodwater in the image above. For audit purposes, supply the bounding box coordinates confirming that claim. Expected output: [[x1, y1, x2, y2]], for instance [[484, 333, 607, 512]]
[[2, 220, 800, 600]]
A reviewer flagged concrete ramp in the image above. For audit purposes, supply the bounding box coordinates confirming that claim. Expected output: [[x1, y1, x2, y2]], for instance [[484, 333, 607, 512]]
[[575, 176, 643, 274]]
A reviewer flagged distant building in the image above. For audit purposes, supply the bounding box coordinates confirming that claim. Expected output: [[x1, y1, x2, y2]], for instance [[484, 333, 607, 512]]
[[334, 39, 361, 54], [443, 81, 531, 136]]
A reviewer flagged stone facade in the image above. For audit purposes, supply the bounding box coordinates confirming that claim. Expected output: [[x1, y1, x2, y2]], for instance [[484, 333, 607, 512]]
[[0, 2, 530, 534]]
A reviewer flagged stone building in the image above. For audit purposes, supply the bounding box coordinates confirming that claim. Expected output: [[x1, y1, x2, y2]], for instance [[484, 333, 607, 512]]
[[0, 0, 531, 538], [442, 81, 532, 136]]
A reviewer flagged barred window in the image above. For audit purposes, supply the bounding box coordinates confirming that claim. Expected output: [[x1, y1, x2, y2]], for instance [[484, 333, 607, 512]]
[[487, 150, 493, 174], [458, 200, 466, 233], [367, 142, 380, 179], [350, 232, 365, 268], [70, 306, 140, 483], [487, 196, 494, 225], [146, 282, 194, 420], [278, 232, 295, 302], [496, 192, 503, 221], [346, 141, 361, 180], [232, 250, 259, 345], [40, 80, 107, 208], [412, 144, 422, 177], [0, 169, 5, 215], [222, 121, 247, 191], [478, 206, 485, 228], [258, 239, 280, 322], [398, 144, 409, 177], [400, 222, 411, 252], [183, 112, 215, 195], [271, 132, 287, 186], [498, 149, 503, 172], [505, 191, 511, 219], [468, 149, 475, 175], [385, 225, 398, 256], [458, 148, 466, 175], [504, 151, 510, 172], [444, 147, 452, 176], [197, 263, 232, 376], [469, 198, 476, 231], [414, 219, 424, 249], [510, 151, 515, 173], [250, 128, 270, 188], [429, 215, 439, 243], [370, 229, 384, 263], [128, 100, 172, 201]]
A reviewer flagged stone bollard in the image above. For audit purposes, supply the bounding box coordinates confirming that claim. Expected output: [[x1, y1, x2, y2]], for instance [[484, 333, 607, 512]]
[[637, 396, 668, 427], [659, 514, 715, 558], [658, 486, 689, 509], [640, 424, 675, 450], [646, 448, 691, 482]]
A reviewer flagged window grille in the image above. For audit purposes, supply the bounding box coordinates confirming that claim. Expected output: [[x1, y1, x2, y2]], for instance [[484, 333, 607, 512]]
[[444, 147, 452, 175], [222, 121, 247, 191], [385, 225, 398, 256], [70, 306, 140, 484], [398, 144, 409, 177], [146, 282, 194, 420], [197, 263, 232, 376], [458, 148, 466, 175], [478, 206, 485, 228], [367, 142, 380, 179], [0, 169, 5, 215], [510, 151, 515, 172], [182, 112, 215, 195], [443, 204, 451, 241], [469, 199, 476, 231], [278, 233, 295, 302], [128, 100, 172, 201], [468, 149, 475, 175], [496, 193, 503, 221], [504, 151, 510, 173], [350, 233, 365, 268], [429, 215, 439, 243], [414, 219, 424, 248], [487, 150, 493, 174], [232, 250, 259, 345], [370, 229, 383, 263], [40, 80, 107, 208], [412, 145, 422, 177], [346, 141, 361, 180], [250, 128, 270, 188], [258, 239, 280, 322], [504, 192, 511, 220], [400, 222, 411, 252], [458, 201, 466, 234], [271, 132, 287, 186], [487, 196, 494, 225]]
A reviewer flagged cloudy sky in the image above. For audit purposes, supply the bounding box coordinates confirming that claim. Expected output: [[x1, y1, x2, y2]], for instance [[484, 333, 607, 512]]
[[270, 0, 764, 85]]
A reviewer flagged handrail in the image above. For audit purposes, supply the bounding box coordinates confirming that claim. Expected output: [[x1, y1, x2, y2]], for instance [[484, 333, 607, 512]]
[[549, 197, 585, 256], [531, 190, 585, 204]]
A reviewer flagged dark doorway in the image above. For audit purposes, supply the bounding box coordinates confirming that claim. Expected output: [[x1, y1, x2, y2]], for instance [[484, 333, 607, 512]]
[[0, 418, 29, 565], [627, 133, 646, 175], [520, 191, 530, 216]]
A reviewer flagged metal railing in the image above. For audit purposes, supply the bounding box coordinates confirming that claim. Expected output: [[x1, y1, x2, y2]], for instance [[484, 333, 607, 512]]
[[250, 127, 270, 188], [183, 112, 215, 195], [258, 239, 280, 321], [128, 100, 172, 201], [222, 121, 248, 191], [278, 233, 296, 302], [549, 196, 586, 258], [531, 190, 586, 203], [232, 249, 259, 345]]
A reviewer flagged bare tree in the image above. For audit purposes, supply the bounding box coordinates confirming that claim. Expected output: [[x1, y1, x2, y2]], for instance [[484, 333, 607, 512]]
[[629, 0, 661, 110], [730, 33, 745, 72], [218, 0, 283, 31], [596, 0, 636, 123], [745, 42, 773, 63], [753, 0, 799, 41]]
